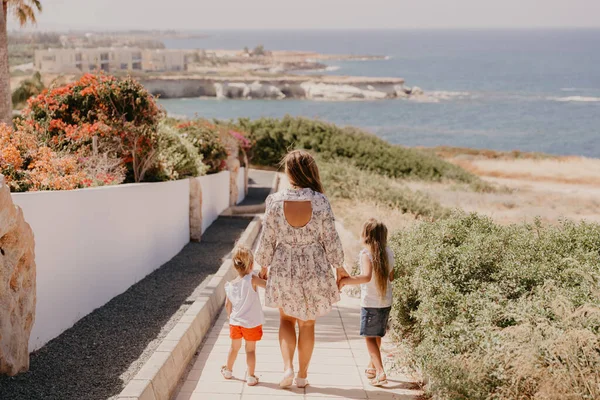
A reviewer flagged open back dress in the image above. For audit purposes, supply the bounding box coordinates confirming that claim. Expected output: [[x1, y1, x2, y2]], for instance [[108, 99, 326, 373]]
[[255, 187, 344, 321]]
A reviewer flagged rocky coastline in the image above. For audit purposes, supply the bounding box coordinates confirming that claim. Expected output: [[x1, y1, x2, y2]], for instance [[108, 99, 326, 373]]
[[141, 76, 423, 101]]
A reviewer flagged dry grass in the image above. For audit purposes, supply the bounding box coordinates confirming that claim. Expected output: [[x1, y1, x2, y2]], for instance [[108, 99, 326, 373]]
[[332, 199, 419, 240], [401, 156, 600, 225], [424, 146, 555, 160], [453, 157, 600, 186]]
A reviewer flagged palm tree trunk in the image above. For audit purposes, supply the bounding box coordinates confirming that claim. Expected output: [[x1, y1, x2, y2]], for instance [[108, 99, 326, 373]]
[[0, 4, 12, 125]]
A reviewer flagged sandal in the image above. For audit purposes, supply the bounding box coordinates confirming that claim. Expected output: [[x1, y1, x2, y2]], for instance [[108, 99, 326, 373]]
[[370, 372, 388, 387], [295, 375, 309, 388], [365, 367, 376, 379], [220, 365, 233, 379], [247, 375, 259, 386], [279, 368, 294, 388]]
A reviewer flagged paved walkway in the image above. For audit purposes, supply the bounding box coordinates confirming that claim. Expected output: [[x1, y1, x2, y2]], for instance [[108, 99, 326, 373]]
[[173, 291, 423, 400]]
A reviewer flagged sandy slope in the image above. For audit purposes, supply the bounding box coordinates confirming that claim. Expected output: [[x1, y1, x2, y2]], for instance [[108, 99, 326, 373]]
[[414, 155, 600, 225]]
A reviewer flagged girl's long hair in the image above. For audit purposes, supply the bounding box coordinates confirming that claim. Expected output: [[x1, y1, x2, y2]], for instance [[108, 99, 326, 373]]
[[362, 218, 390, 299], [281, 150, 324, 193]]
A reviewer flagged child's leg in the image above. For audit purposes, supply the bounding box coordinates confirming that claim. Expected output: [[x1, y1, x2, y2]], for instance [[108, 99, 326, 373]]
[[227, 338, 242, 371], [365, 337, 385, 375], [245, 340, 257, 376]]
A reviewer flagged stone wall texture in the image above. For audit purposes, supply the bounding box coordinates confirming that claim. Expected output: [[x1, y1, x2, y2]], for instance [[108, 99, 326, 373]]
[[0, 175, 36, 376]]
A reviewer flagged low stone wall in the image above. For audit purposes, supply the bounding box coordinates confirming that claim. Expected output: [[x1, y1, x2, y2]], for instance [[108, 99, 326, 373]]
[[196, 171, 231, 234], [9, 169, 246, 352], [12, 180, 191, 351]]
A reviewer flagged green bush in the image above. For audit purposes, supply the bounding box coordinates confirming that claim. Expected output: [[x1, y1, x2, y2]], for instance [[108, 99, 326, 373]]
[[165, 118, 229, 174], [236, 116, 480, 185], [318, 157, 449, 220], [12, 72, 44, 110], [151, 121, 208, 181], [390, 213, 600, 399]]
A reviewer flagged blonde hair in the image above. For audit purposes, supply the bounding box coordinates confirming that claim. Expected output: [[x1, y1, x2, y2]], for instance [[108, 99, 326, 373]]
[[232, 246, 254, 276], [282, 150, 324, 193], [362, 218, 390, 299]]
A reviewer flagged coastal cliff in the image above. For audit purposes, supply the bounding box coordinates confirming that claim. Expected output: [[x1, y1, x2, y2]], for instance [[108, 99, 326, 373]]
[[140, 76, 422, 101]]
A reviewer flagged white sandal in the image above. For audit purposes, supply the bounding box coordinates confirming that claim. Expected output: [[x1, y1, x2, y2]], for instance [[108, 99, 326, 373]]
[[295, 375, 309, 388], [220, 365, 233, 379], [247, 374, 259, 386], [279, 368, 294, 388], [369, 372, 388, 387]]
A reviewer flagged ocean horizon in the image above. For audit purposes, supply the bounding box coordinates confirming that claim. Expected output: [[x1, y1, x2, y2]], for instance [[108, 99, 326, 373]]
[[159, 29, 600, 157]]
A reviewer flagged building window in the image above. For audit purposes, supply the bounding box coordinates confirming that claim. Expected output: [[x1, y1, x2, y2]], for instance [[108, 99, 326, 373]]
[[89, 64, 97, 70], [100, 53, 109, 61], [121, 63, 129, 70], [42, 55, 56, 62], [132, 62, 142, 70], [75, 53, 82, 62], [100, 63, 109, 72], [132, 52, 142, 60]]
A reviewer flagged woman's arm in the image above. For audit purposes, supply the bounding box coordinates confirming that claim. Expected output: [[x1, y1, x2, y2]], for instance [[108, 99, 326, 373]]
[[255, 196, 277, 268], [340, 253, 372, 287], [319, 197, 346, 276]]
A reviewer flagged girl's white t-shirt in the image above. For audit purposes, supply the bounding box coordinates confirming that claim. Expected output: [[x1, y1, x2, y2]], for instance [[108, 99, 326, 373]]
[[360, 247, 394, 308], [225, 273, 265, 328]]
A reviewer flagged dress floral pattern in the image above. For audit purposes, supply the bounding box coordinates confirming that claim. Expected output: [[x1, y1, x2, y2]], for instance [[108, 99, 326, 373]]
[[255, 188, 344, 321]]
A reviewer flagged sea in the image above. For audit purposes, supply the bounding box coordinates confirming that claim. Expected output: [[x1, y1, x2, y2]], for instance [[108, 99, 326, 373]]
[[158, 30, 600, 158]]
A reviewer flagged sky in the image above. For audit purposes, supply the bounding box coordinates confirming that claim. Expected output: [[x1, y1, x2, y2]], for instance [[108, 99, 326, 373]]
[[8, 0, 600, 31]]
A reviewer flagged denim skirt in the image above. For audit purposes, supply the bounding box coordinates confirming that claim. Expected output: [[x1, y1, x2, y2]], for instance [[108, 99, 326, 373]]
[[360, 306, 391, 337]]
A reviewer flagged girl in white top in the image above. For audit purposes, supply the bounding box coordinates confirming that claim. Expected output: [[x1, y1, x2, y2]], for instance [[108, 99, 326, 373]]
[[339, 219, 394, 387], [221, 246, 266, 386]]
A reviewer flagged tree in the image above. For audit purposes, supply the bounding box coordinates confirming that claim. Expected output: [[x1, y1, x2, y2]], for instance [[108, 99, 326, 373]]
[[252, 44, 266, 57], [0, 0, 42, 125], [11, 70, 44, 108]]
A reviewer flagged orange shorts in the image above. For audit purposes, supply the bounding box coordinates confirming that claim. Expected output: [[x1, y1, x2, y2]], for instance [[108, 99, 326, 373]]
[[229, 324, 263, 341]]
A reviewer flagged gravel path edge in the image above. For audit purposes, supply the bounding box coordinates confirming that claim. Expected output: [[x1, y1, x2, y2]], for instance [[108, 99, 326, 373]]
[[116, 216, 263, 400]]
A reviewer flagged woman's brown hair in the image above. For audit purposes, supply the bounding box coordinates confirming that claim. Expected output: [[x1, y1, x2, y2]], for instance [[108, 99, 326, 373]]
[[282, 150, 324, 193], [362, 218, 390, 299]]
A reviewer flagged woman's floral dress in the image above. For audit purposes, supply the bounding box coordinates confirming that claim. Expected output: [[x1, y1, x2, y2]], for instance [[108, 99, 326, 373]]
[[255, 188, 344, 321]]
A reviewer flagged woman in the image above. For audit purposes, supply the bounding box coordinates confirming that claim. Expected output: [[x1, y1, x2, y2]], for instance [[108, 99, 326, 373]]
[[255, 150, 349, 388]]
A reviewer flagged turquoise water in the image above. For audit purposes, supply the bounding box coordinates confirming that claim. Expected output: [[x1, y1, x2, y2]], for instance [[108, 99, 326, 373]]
[[159, 30, 600, 157]]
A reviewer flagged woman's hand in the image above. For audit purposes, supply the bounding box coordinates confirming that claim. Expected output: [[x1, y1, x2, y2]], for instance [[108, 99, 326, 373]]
[[336, 266, 349, 286], [258, 266, 269, 280]]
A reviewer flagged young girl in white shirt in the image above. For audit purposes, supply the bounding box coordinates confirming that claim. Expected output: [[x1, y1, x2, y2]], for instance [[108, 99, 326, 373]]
[[339, 219, 394, 387], [221, 246, 266, 386]]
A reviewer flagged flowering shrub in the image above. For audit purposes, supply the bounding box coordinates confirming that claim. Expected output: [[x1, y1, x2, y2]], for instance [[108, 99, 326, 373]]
[[153, 121, 208, 181], [20, 73, 163, 182], [172, 119, 229, 174], [0, 123, 118, 192]]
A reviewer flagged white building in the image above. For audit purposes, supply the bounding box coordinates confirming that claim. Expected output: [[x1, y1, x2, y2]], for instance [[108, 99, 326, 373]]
[[34, 48, 187, 74]]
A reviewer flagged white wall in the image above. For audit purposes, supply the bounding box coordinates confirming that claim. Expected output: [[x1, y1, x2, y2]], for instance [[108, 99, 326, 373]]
[[237, 167, 246, 205], [198, 170, 230, 233], [12, 180, 190, 350]]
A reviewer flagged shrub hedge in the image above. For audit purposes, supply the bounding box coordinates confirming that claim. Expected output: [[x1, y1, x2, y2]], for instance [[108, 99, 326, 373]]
[[318, 157, 449, 220], [390, 213, 600, 399], [236, 116, 480, 184]]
